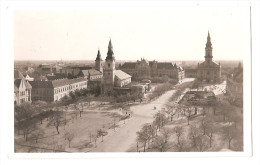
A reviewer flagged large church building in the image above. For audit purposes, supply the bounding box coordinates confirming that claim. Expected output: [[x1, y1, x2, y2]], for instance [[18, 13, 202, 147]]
[[197, 31, 221, 83], [101, 39, 132, 95]]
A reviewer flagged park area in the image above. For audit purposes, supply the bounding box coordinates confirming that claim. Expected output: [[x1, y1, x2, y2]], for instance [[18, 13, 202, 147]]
[[14, 101, 132, 152], [128, 80, 243, 152], [14, 78, 243, 152]]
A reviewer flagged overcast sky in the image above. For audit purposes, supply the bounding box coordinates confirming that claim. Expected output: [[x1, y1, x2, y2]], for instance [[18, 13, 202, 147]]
[[14, 5, 250, 61]]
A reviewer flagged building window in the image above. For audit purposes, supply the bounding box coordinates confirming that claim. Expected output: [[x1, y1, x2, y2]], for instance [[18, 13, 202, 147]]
[[108, 63, 110, 68]]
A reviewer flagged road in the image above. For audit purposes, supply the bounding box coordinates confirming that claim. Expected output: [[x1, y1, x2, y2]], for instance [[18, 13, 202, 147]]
[[87, 78, 195, 152], [90, 89, 176, 152]]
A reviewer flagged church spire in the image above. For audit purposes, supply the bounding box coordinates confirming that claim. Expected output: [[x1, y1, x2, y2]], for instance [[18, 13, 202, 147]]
[[95, 49, 102, 61], [106, 38, 115, 61], [205, 31, 213, 62], [206, 31, 212, 48], [108, 38, 113, 50]]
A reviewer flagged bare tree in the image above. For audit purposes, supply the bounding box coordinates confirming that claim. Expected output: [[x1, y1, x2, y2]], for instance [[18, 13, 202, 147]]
[[153, 111, 168, 131], [202, 106, 206, 119], [195, 135, 208, 152], [31, 128, 44, 143], [188, 125, 200, 148], [174, 126, 183, 145], [152, 128, 171, 152], [47, 111, 65, 134], [174, 140, 185, 152], [65, 132, 75, 148], [200, 119, 208, 135], [137, 124, 152, 152], [21, 119, 37, 142], [80, 104, 84, 117], [187, 107, 192, 125], [206, 124, 214, 148], [15, 103, 37, 138], [223, 126, 235, 149], [165, 104, 176, 121], [97, 129, 107, 142]]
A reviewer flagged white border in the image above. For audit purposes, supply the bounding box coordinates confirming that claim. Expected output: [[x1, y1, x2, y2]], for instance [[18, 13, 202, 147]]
[[0, 0, 259, 164]]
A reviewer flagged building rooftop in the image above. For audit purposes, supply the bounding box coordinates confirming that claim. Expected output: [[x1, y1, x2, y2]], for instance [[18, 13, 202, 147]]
[[80, 69, 102, 77], [115, 70, 131, 80], [29, 77, 86, 88]]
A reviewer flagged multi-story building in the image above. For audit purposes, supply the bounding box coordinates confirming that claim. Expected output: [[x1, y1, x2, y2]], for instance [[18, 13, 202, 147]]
[[62, 65, 92, 77], [226, 63, 243, 107], [29, 77, 87, 102], [197, 31, 221, 83], [102, 39, 132, 95], [120, 58, 184, 82], [14, 70, 32, 105], [184, 68, 197, 78], [78, 69, 103, 81], [24, 74, 34, 81]]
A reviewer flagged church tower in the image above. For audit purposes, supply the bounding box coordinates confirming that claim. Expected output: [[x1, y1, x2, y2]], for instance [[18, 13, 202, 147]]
[[102, 39, 115, 95], [95, 49, 103, 73], [205, 31, 213, 64]]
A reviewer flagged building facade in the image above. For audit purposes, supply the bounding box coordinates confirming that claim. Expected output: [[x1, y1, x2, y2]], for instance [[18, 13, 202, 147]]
[[120, 59, 184, 81], [14, 70, 32, 105], [226, 63, 243, 107], [102, 39, 132, 95], [197, 32, 221, 83], [30, 77, 87, 102]]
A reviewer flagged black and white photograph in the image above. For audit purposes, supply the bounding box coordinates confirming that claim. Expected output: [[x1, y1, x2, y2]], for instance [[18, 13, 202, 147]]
[[0, 0, 259, 165]]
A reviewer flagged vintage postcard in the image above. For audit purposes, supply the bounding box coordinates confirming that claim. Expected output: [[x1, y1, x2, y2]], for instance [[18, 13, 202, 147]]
[[0, 0, 259, 164]]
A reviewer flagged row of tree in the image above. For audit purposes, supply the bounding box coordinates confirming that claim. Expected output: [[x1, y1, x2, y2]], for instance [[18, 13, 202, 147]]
[[148, 83, 173, 101], [136, 101, 242, 152]]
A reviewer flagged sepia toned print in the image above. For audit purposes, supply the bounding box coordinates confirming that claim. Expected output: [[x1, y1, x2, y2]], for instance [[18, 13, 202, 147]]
[[14, 8, 247, 153]]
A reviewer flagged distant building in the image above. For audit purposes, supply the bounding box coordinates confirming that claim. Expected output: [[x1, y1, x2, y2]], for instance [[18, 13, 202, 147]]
[[226, 62, 243, 107], [14, 70, 32, 105], [183, 32, 222, 83], [131, 84, 146, 95], [24, 74, 34, 81], [114, 70, 132, 87], [29, 77, 87, 102], [46, 73, 67, 81], [197, 31, 221, 83], [38, 64, 54, 75], [27, 67, 35, 74], [185, 68, 197, 78], [62, 65, 92, 77], [102, 39, 132, 95], [120, 58, 184, 82], [78, 69, 103, 81]]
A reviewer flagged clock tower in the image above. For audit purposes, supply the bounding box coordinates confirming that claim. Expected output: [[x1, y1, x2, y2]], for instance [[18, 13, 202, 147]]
[[102, 39, 115, 95]]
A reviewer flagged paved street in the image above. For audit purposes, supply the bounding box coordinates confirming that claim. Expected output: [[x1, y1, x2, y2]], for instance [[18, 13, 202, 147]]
[[90, 89, 176, 152], [89, 78, 195, 152]]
